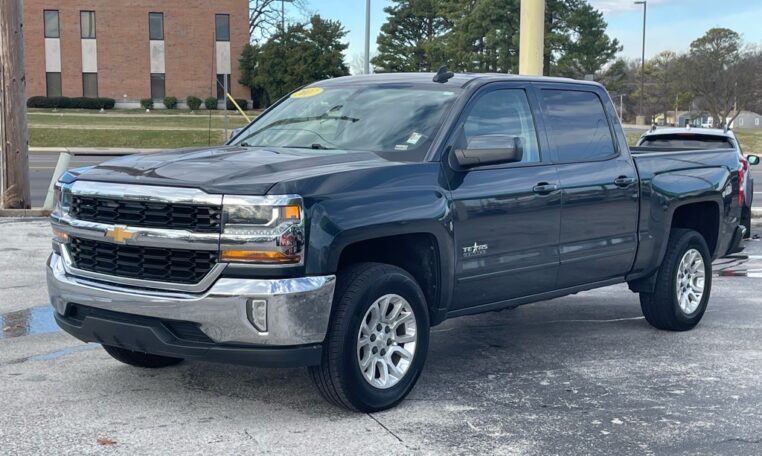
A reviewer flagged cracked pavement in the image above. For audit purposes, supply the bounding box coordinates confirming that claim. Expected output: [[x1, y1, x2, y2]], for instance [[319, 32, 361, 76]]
[[1, 219, 762, 455]]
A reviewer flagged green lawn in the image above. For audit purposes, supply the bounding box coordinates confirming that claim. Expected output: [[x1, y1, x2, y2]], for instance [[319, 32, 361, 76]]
[[29, 128, 226, 148], [27, 110, 250, 148]]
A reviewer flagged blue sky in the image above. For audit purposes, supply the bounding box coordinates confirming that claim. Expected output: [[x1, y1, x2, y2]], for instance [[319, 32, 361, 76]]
[[288, 0, 762, 67]]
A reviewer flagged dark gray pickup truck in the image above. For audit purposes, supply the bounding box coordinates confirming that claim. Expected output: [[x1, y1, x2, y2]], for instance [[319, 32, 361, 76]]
[[48, 72, 746, 411]]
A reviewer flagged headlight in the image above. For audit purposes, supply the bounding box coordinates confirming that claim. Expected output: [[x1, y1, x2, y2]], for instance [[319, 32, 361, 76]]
[[220, 195, 304, 265], [52, 183, 72, 217]]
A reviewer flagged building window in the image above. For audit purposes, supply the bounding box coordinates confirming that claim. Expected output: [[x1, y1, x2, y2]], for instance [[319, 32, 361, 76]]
[[149, 12, 164, 40], [757, 118, 760, 127], [46, 72, 62, 97], [80, 11, 96, 38], [44, 10, 59, 38], [215, 14, 230, 41], [82, 73, 98, 97], [216, 74, 231, 101], [150, 73, 165, 101]]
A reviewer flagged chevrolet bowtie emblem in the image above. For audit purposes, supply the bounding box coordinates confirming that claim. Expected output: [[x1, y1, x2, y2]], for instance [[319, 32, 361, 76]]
[[104, 226, 135, 244]]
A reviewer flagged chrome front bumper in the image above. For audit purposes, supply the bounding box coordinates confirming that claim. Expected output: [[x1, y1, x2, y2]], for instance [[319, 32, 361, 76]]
[[47, 253, 336, 346]]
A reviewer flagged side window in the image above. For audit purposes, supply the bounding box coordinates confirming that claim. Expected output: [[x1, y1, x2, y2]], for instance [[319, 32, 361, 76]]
[[461, 89, 540, 163], [541, 90, 616, 162]]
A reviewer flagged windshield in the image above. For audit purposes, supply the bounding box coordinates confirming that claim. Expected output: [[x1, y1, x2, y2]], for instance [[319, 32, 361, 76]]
[[638, 134, 734, 149], [231, 84, 460, 155]]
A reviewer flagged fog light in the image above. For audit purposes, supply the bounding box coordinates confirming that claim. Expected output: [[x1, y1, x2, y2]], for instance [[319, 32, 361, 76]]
[[247, 299, 267, 332]]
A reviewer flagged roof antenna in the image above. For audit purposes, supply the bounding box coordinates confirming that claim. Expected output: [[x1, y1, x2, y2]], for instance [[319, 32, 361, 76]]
[[433, 65, 454, 83]]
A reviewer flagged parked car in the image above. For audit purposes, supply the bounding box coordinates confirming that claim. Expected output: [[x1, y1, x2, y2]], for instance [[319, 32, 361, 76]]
[[48, 72, 747, 411], [636, 127, 759, 237]]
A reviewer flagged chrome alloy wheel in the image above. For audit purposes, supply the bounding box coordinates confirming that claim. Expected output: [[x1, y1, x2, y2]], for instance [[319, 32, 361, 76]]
[[356, 294, 417, 389], [676, 248, 705, 315]]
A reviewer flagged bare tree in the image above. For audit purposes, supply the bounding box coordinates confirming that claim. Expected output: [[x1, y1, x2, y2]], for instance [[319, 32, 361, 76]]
[[249, 0, 308, 42], [684, 28, 762, 127]]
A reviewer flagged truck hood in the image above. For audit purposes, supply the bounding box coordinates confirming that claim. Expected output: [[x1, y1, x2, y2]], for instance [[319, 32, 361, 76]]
[[73, 145, 400, 195]]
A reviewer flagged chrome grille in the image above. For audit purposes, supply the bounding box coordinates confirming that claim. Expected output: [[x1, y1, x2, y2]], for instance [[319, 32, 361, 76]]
[[70, 195, 221, 232], [69, 237, 218, 284]]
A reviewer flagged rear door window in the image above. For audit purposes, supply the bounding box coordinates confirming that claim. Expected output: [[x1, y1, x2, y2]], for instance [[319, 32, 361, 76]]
[[541, 90, 616, 162]]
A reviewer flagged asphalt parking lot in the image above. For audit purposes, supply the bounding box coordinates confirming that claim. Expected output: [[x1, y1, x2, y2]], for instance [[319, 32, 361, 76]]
[[2, 219, 762, 455]]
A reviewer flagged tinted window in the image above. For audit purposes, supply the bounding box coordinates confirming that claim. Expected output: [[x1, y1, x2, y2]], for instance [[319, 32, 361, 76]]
[[80, 11, 95, 38], [638, 134, 733, 149], [216, 74, 231, 101], [149, 13, 164, 40], [44, 10, 59, 38], [215, 14, 230, 41], [461, 89, 540, 163], [542, 90, 615, 162], [82, 73, 98, 97], [150, 73, 165, 101], [46, 72, 62, 97]]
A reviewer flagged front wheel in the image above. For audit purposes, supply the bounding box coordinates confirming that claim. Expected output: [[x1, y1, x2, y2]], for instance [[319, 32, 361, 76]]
[[309, 263, 430, 412], [639, 229, 712, 331]]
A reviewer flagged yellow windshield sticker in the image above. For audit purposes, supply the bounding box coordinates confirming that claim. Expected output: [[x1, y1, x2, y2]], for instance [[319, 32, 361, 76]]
[[291, 87, 324, 98]]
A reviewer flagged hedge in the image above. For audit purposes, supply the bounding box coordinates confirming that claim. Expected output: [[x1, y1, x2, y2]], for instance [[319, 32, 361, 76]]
[[186, 96, 202, 111], [226, 98, 248, 111], [27, 96, 115, 109], [204, 97, 218, 110], [163, 96, 178, 109], [140, 98, 154, 110]]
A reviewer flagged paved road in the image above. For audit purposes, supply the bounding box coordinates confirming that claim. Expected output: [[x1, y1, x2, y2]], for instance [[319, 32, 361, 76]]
[[28, 152, 762, 208], [2, 220, 762, 454], [29, 154, 111, 207]]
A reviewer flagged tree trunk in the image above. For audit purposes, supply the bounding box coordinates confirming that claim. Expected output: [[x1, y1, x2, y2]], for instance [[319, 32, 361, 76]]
[[0, 0, 30, 209]]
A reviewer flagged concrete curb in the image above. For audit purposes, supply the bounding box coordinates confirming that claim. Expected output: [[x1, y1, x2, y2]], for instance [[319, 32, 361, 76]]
[[0, 208, 51, 218], [29, 147, 163, 155], [752, 208, 762, 219]]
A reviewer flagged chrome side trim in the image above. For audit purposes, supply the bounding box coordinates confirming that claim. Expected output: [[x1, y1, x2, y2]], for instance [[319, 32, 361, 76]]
[[51, 214, 220, 250], [48, 253, 336, 345], [57, 242, 227, 293], [69, 180, 224, 206]]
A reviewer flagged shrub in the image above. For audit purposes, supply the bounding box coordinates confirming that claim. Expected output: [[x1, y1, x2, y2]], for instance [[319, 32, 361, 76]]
[[163, 96, 178, 109], [26, 96, 115, 109], [226, 98, 248, 111], [204, 97, 218, 110], [186, 96, 202, 111], [140, 98, 154, 110]]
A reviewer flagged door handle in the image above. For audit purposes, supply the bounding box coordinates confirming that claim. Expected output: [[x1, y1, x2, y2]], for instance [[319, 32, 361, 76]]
[[614, 176, 637, 187], [532, 182, 559, 194]]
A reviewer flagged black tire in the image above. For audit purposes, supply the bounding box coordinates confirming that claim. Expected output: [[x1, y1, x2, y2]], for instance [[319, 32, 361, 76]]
[[639, 229, 712, 331], [309, 262, 430, 412], [102, 345, 184, 368], [742, 206, 752, 239]]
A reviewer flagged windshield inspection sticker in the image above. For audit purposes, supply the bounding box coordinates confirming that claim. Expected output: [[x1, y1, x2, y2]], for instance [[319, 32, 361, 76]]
[[407, 132, 423, 145], [291, 87, 324, 98]]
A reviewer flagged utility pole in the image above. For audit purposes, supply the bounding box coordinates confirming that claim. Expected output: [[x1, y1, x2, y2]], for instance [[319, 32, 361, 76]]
[[519, 0, 545, 76], [634, 1, 647, 125], [364, 0, 371, 74], [0, 0, 31, 209]]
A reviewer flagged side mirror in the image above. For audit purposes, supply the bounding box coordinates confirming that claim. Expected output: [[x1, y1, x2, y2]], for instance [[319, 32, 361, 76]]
[[747, 155, 760, 166], [452, 135, 523, 168]]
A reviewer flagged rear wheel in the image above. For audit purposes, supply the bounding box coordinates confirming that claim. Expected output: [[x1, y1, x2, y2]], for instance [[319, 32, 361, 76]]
[[742, 206, 752, 239], [639, 229, 712, 331], [309, 262, 429, 412], [102, 345, 184, 368]]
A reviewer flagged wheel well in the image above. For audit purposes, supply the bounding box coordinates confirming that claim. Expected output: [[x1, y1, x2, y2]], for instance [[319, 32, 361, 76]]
[[671, 202, 719, 255], [337, 234, 441, 319]]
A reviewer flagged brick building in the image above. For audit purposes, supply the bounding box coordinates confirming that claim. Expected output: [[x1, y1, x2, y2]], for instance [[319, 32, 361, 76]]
[[22, 0, 250, 108]]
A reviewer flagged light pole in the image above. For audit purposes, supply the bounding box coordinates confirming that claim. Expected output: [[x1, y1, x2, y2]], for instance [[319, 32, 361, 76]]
[[634, 1, 647, 124], [364, 0, 371, 74]]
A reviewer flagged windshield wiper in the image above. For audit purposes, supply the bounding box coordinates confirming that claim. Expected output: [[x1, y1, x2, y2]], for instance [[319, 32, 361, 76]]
[[241, 114, 359, 141], [283, 143, 334, 150]]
